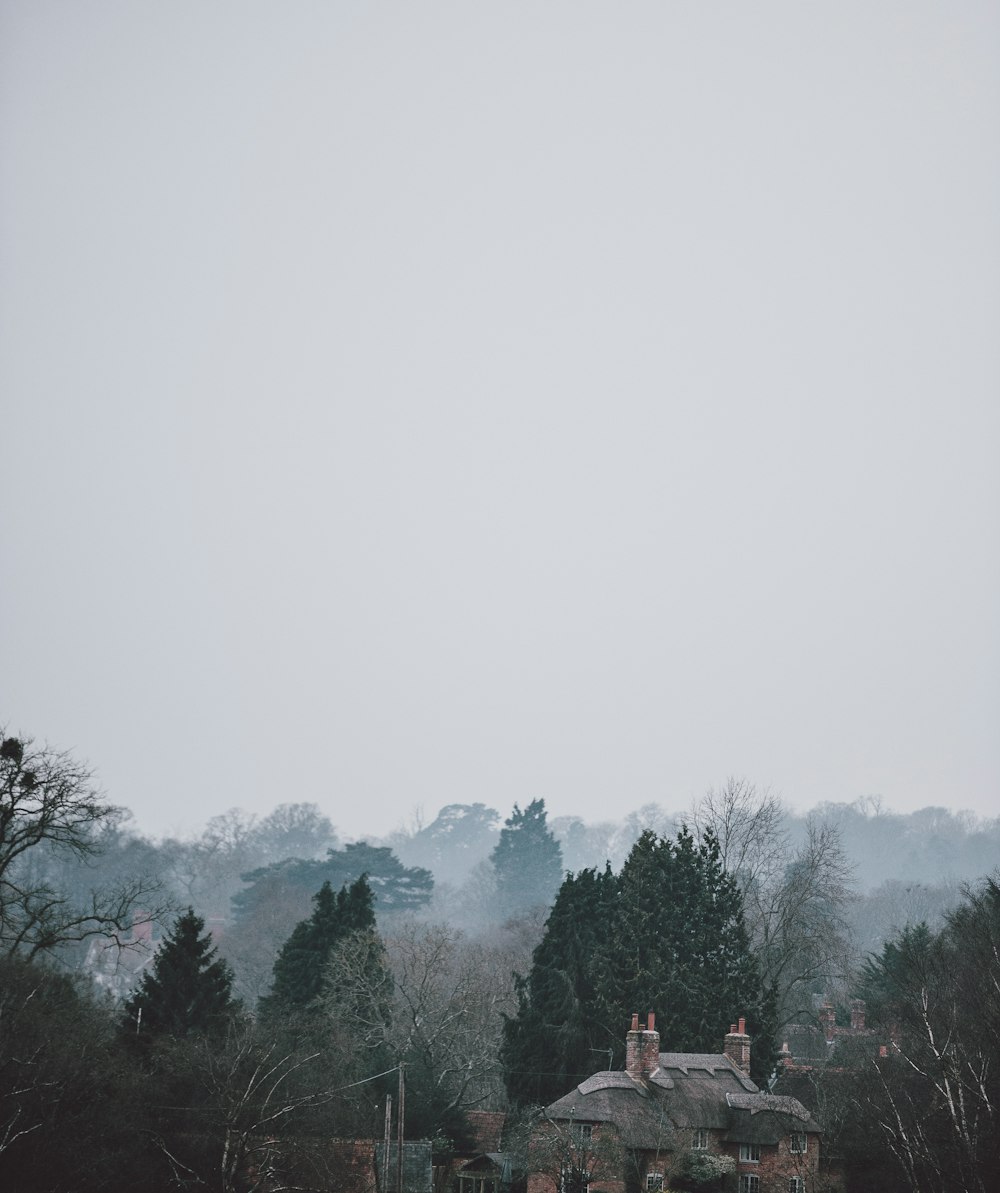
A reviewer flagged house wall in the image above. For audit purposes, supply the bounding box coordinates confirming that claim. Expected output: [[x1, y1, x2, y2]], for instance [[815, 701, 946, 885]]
[[726, 1132, 821, 1193], [527, 1128, 821, 1193]]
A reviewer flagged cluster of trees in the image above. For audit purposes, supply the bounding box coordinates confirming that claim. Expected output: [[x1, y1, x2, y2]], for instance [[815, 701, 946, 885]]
[[2, 727, 998, 1193], [502, 827, 776, 1104], [849, 879, 1000, 1193]]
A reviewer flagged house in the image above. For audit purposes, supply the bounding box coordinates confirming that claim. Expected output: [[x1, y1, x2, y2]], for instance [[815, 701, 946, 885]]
[[528, 1013, 822, 1193], [778, 1000, 877, 1070], [452, 1152, 511, 1193], [445, 1113, 511, 1193], [83, 915, 160, 1001]]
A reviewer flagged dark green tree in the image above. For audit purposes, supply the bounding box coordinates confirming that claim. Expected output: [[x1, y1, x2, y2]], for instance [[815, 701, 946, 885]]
[[233, 841, 432, 923], [260, 874, 376, 1016], [501, 865, 618, 1105], [491, 799, 563, 917], [502, 828, 777, 1104], [124, 908, 236, 1039], [0, 957, 150, 1192], [600, 827, 776, 1080]]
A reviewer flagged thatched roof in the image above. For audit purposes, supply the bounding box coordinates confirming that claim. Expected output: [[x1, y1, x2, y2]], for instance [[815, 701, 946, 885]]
[[543, 1053, 820, 1153]]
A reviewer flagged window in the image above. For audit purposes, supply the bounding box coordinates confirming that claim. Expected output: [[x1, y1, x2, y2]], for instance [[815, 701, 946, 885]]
[[739, 1143, 761, 1162], [571, 1122, 593, 1145], [790, 1132, 807, 1154], [739, 1177, 759, 1193], [789, 1179, 806, 1193], [459, 1180, 497, 1193], [646, 1175, 664, 1191], [692, 1128, 709, 1150]]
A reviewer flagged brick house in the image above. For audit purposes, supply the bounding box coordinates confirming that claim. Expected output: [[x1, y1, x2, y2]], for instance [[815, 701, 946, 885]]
[[527, 1013, 822, 1193]]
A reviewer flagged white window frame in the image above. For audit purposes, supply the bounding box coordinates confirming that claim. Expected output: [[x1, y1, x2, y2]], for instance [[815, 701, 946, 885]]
[[572, 1122, 593, 1145], [739, 1142, 761, 1162], [740, 1176, 760, 1193], [692, 1127, 709, 1150], [789, 1131, 807, 1154], [459, 1180, 498, 1193], [789, 1179, 806, 1193], [646, 1174, 664, 1191]]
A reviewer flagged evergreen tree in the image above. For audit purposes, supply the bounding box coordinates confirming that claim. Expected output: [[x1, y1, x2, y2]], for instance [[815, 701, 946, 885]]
[[125, 908, 235, 1038], [233, 842, 432, 922], [491, 799, 563, 917], [501, 827, 777, 1104], [600, 827, 777, 1081], [501, 865, 618, 1105], [260, 874, 375, 1016]]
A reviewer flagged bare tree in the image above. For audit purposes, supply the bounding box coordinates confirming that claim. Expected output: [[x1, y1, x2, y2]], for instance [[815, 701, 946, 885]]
[[0, 733, 162, 960], [159, 807, 263, 924], [854, 879, 1000, 1193], [191, 1021, 332, 1193], [322, 920, 517, 1138], [506, 1110, 626, 1193], [692, 778, 855, 1025]]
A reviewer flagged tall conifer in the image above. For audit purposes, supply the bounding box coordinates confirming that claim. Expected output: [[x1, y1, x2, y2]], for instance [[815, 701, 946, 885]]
[[260, 874, 376, 1016], [502, 827, 777, 1103], [598, 827, 777, 1079], [125, 908, 235, 1038], [491, 799, 563, 917], [501, 865, 617, 1105]]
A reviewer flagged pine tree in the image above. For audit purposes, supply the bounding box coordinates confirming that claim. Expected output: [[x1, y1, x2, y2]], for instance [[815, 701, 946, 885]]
[[501, 827, 777, 1104], [260, 874, 376, 1016], [501, 865, 618, 1105], [233, 842, 432, 922], [491, 799, 563, 917], [599, 827, 776, 1080], [125, 908, 235, 1038]]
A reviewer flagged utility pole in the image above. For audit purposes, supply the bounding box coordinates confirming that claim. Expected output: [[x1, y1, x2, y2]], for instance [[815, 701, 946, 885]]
[[382, 1093, 392, 1193], [396, 1062, 405, 1193]]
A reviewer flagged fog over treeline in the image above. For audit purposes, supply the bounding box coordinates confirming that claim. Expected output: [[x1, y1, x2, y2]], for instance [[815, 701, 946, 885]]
[[72, 783, 998, 996]]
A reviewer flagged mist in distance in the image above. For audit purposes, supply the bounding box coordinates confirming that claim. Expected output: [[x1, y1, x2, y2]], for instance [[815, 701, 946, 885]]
[[2, 3, 997, 842]]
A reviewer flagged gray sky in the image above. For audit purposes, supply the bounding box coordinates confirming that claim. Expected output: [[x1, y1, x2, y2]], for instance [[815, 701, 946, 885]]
[[2, 2, 998, 842]]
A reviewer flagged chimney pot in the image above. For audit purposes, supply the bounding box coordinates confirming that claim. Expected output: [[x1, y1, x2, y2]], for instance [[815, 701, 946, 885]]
[[723, 1016, 752, 1075], [626, 1012, 661, 1078]]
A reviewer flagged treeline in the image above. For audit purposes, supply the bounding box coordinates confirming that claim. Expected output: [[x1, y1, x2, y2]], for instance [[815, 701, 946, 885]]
[[2, 730, 998, 1193]]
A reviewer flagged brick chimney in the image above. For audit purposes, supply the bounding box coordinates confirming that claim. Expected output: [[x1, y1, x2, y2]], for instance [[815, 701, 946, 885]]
[[723, 1017, 751, 1074], [818, 1004, 837, 1042], [850, 999, 866, 1032], [625, 1012, 660, 1078]]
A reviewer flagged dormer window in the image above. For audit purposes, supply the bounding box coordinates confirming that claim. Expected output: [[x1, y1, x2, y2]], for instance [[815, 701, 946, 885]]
[[692, 1128, 709, 1149], [789, 1132, 807, 1154], [739, 1143, 761, 1162]]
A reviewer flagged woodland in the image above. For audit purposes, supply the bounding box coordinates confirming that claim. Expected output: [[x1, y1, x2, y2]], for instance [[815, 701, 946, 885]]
[[1, 728, 997, 1193]]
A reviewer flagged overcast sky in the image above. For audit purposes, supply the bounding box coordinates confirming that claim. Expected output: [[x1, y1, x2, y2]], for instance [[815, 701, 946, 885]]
[[2, 2, 998, 842]]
